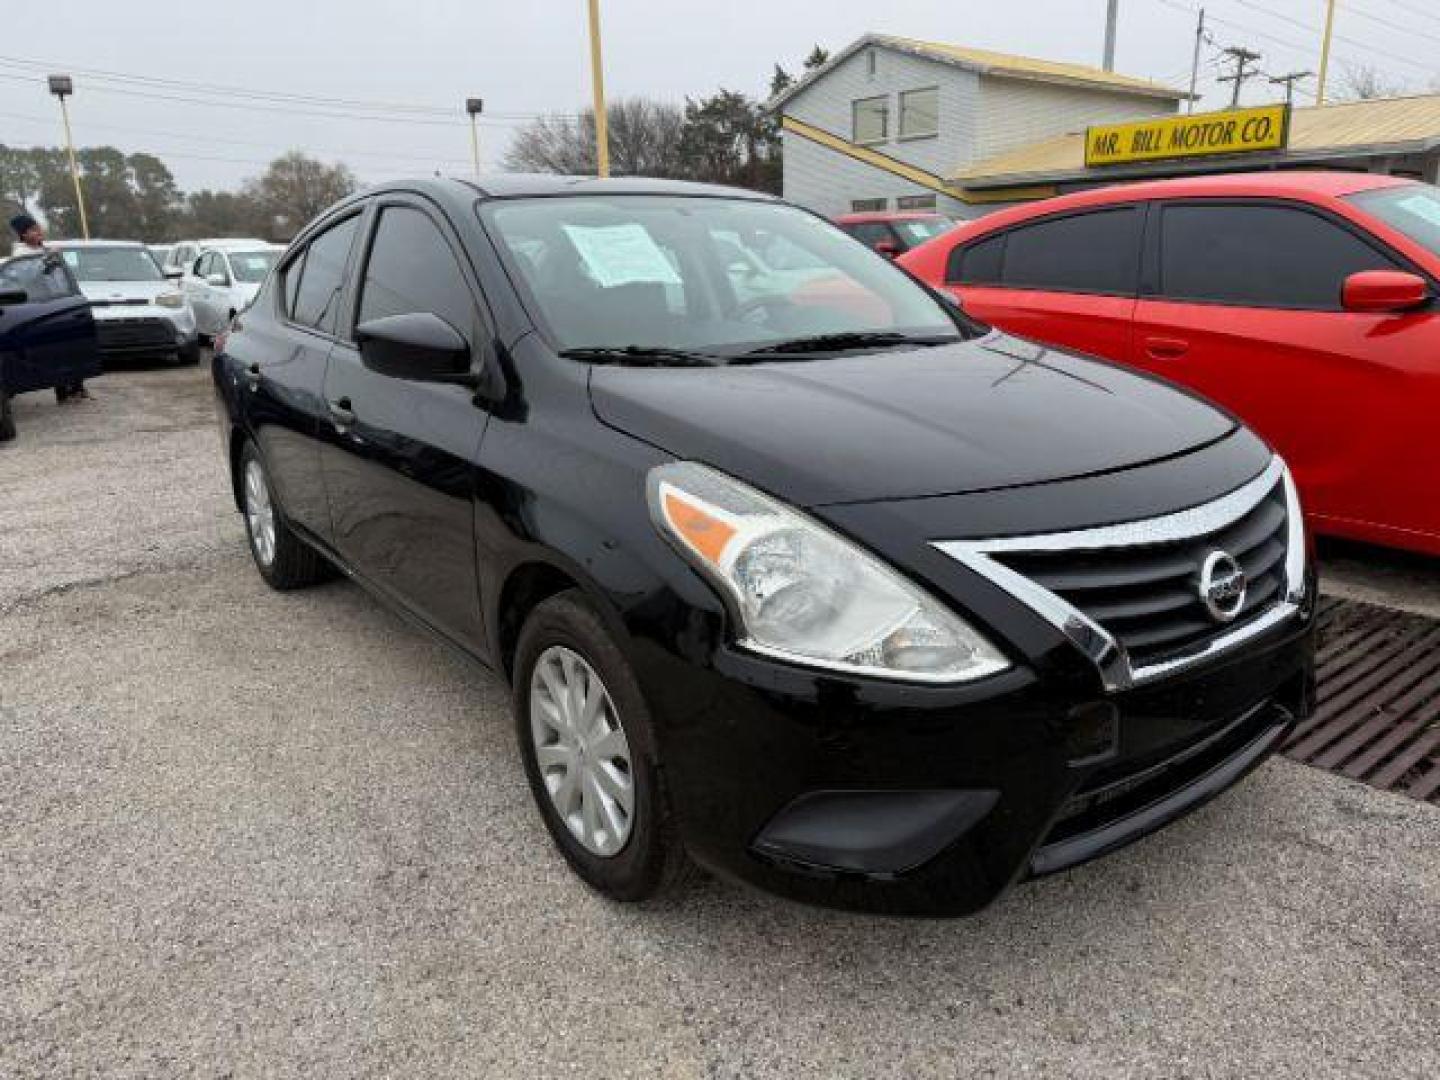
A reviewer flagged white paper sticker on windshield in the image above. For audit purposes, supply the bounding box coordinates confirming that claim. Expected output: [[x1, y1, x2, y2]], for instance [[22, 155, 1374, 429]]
[[60, 250, 79, 268], [561, 223, 682, 288], [1395, 194, 1440, 229], [237, 256, 270, 271]]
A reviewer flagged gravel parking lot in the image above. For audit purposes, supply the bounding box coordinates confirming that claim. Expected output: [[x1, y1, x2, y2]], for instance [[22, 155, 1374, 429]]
[[3, 363, 1439, 1078]]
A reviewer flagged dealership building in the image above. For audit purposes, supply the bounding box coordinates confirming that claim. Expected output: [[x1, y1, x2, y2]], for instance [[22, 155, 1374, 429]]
[[775, 33, 1440, 218]]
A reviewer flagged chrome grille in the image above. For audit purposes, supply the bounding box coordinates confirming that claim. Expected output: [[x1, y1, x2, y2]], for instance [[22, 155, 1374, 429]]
[[993, 480, 1288, 666], [934, 458, 1306, 690]]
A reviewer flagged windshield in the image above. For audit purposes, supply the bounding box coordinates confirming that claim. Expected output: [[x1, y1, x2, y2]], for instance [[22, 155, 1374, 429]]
[[59, 247, 163, 283], [228, 250, 280, 283], [892, 216, 953, 247], [480, 195, 956, 354], [1348, 184, 1440, 257]]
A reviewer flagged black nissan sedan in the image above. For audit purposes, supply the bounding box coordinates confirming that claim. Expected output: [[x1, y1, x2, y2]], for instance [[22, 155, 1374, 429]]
[[212, 175, 1315, 916]]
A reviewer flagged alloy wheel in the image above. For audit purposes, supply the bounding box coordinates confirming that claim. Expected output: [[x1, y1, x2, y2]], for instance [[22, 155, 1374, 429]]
[[529, 645, 636, 857], [244, 459, 277, 567]]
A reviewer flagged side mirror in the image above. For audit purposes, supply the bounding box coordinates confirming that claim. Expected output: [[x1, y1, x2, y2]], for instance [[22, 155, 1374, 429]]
[[874, 239, 900, 258], [0, 288, 28, 307], [354, 311, 473, 383], [206, 273, 230, 287], [1342, 270, 1429, 313]]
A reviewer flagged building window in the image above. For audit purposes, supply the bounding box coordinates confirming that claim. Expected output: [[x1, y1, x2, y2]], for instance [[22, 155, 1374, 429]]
[[852, 95, 889, 144], [897, 194, 937, 210], [866, 50, 877, 77], [851, 198, 887, 212], [899, 87, 939, 139]]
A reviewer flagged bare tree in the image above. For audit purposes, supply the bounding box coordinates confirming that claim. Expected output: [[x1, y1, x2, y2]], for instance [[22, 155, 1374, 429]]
[[504, 98, 688, 178], [243, 151, 356, 239], [1335, 62, 1406, 102]]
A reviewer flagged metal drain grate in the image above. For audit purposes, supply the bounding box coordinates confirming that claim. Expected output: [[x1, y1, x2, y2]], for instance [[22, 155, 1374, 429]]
[[1284, 597, 1440, 805]]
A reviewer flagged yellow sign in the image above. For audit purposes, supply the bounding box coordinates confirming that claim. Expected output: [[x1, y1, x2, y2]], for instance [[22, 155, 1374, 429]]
[[1085, 104, 1290, 167]]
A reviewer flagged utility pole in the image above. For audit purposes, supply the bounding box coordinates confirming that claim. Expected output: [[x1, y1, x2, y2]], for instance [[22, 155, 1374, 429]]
[[465, 97, 484, 175], [1316, 0, 1338, 105], [47, 74, 89, 240], [1103, 0, 1119, 72], [586, 0, 610, 177], [1268, 70, 1313, 107], [1216, 46, 1263, 108], [1187, 8, 1206, 114]]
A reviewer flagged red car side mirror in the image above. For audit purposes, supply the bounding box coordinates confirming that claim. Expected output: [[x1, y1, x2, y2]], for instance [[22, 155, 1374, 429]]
[[874, 239, 900, 258], [1342, 270, 1430, 313]]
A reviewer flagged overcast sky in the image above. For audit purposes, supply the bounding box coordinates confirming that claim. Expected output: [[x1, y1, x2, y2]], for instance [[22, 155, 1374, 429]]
[[5, 0, 1437, 192]]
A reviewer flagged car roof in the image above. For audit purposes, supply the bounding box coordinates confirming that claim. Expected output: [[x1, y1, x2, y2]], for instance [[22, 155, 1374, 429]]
[[188, 237, 269, 247], [959, 170, 1420, 235], [50, 239, 145, 249], [836, 211, 948, 223]]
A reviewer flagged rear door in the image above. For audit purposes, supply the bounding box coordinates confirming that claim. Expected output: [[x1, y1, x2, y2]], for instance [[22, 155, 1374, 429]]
[[946, 206, 1142, 363], [0, 255, 101, 394], [1133, 199, 1421, 534], [245, 211, 364, 543], [185, 252, 217, 333], [319, 197, 491, 649]]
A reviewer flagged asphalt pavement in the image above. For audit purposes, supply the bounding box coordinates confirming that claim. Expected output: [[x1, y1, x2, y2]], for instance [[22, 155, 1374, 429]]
[[2, 364, 1438, 1078]]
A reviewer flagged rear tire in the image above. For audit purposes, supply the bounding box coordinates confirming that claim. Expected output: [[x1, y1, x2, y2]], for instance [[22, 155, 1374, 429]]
[[0, 391, 15, 442], [239, 439, 330, 590], [513, 590, 693, 902]]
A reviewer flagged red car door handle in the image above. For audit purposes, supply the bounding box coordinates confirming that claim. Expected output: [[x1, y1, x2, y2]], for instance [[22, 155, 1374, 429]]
[[1144, 337, 1189, 360]]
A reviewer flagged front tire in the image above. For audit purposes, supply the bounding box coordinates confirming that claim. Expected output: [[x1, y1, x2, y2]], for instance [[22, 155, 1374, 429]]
[[513, 590, 692, 902], [239, 440, 329, 590]]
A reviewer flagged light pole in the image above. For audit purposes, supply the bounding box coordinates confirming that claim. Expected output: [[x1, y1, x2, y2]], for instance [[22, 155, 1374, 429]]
[[466, 97, 484, 175], [1316, 0, 1338, 105], [586, 0, 610, 177], [48, 74, 90, 240]]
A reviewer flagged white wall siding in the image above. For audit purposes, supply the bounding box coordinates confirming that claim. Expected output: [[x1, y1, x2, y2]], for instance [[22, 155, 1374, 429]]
[[975, 75, 1178, 162], [782, 44, 980, 217], [781, 130, 971, 219]]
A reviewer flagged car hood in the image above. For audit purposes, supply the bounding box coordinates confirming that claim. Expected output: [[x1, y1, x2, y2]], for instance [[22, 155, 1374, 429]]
[[79, 280, 172, 305], [590, 331, 1236, 507]]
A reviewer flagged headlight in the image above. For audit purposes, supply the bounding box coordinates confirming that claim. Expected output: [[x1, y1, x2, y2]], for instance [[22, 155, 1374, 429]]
[[648, 462, 1009, 683], [154, 292, 186, 309]]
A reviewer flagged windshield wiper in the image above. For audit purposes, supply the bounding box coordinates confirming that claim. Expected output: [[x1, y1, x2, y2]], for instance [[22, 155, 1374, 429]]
[[558, 345, 722, 368], [739, 331, 960, 357]]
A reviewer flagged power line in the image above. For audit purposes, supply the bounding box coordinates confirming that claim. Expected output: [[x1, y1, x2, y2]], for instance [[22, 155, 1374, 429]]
[[1149, 0, 1435, 91], [1341, 2, 1440, 51], [1363, 0, 1440, 30], [0, 109, 475, 169], [0, 53, 521, 118], [1225, 0, 1437, 73], [0, 69, 564, 127]]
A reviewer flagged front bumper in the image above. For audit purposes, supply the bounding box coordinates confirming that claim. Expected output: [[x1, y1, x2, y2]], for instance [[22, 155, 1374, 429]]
[[634, 601, 1313, 917], [92, 305, 197, 359]]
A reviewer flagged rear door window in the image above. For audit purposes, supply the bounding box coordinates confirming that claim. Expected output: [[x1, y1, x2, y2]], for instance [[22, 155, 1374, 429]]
[[1158, 202, 1400, 309], [998, 208, 1140, 294], [290, 214, 360, 333], [947, 233, 1005, 285]]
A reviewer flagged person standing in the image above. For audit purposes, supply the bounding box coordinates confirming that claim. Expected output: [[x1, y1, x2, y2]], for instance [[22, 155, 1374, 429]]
[[9, 213, 90, 402]]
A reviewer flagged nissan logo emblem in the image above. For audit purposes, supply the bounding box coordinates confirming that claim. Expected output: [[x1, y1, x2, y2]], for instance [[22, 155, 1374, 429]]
[[1199, 550, 1247, 623]]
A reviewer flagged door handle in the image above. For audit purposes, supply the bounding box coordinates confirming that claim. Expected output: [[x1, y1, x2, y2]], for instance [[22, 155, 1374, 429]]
[[1144, 336, 1189, 360], [328, 396, 356, 426]]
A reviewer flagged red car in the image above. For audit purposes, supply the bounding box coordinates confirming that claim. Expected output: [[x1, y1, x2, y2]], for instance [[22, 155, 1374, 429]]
[[834, 210, 954, 257], [900, 171, 1440, 556]]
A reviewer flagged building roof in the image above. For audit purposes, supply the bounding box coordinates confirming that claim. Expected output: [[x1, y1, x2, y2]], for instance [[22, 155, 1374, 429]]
[[770, 33, 1187, 111], [954, 93, 1440, 189]]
